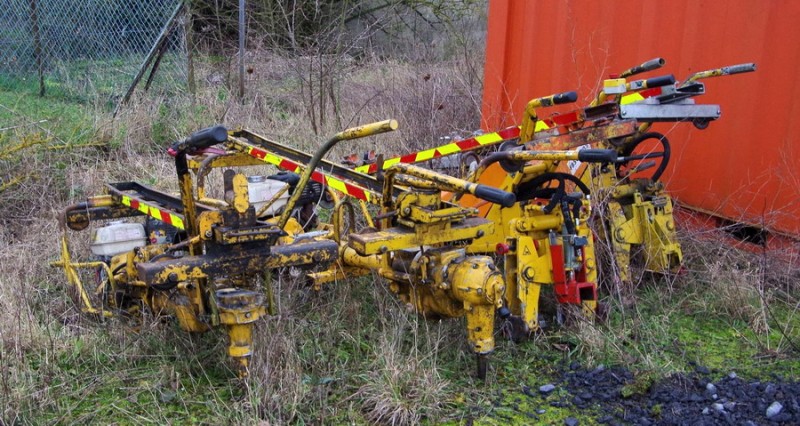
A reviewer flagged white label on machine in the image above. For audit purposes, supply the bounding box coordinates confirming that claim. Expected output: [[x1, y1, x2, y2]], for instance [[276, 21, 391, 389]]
[[567, 144, 590, 174]]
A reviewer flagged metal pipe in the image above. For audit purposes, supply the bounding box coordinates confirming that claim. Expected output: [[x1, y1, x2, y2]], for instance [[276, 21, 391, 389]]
[[277, 120, 398, 229], [238, 0, 246, 99]]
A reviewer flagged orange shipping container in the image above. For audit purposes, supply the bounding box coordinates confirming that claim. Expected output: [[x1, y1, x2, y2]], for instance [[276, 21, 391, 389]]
[[482, 0, 800, 238]]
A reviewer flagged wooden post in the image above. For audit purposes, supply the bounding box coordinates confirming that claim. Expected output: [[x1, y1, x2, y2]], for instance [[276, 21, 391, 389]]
[[28, 0, 44, 97]]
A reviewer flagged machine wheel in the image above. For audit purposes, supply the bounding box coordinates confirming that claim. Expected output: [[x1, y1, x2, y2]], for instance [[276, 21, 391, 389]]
[[497, 139, 525, 173], [617, 132, 671, 182], [516, 172, 591, 214]]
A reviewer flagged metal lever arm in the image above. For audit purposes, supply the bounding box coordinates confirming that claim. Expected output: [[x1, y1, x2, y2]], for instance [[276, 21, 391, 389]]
[[619, 57, 666, 78], [682, 63, 756, 86], [278, 120, 398, 228], [384, 163, 516, 208], [520, 90, 578, 142]]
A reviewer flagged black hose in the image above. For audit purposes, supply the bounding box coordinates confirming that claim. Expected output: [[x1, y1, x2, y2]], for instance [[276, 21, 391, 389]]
[[619, 132, 671, 182], [517, 172, 591, 213]]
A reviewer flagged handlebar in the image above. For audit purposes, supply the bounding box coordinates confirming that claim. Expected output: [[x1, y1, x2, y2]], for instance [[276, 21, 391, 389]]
[[167, 125, 229, 156], [333, 119, 398, 142], [620, 57, 666, 78], [578, 149, 619, 163], [682, 62, 757, 86], [722, 63, 757, 75], [526, 90, 578, 111], [628, 74, 676, 91], [473, 185, 517, 208], [472, 149, 617, 184], [548, 91, 579, 106], [384, 163, 516, 208], [278, 120, 398, 228], [521, 90, 578, 142]]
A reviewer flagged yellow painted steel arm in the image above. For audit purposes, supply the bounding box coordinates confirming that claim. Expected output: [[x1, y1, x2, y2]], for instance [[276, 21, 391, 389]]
[[383, 163, 516, 208], [277, 120, 398, 228], [619, 57, 666, 79], [520, 91, 577, 142], [470, 149, 618, 183], [681, 63, 756, 86]]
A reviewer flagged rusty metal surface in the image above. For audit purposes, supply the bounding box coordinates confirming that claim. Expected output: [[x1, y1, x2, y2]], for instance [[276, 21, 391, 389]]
[[137, 238, 339, 286], [483, 0, 800, 237]]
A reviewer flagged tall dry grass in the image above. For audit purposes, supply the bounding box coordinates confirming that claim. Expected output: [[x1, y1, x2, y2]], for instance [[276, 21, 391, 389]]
[[0, 37, 485, 423]]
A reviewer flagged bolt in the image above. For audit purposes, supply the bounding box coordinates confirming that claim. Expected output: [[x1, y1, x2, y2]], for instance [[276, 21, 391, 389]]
[[245, 312, 252, 318], [168, 273, 179, 283], [476, 230, 485, 238], [205, 230, 213, 238], [402, 207, 411, 216], [380, 246, 388, 253], [472, 263, 479, 269], [522, 267, 535, 281]]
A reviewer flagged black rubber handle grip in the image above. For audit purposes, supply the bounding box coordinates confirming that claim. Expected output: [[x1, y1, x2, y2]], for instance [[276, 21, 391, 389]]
[[635, 58, 666, 74], [553, 91, 578, 105], [577, 149, 618, 163], [622, 58, 665, 78], [645, 74, 676, 88], [474, 184, 516, 208], [722, 63, 756, 75], [185, 125, 228, 149], [168, 125, 228, 156]]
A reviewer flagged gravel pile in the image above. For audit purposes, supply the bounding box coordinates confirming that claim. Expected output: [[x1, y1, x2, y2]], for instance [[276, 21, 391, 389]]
[[550, 362, 800, 425]]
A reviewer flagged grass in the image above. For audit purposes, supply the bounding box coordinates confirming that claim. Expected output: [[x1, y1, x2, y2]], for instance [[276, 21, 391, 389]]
[[0, 82, 97, 146], [2, 46, 799, 425]]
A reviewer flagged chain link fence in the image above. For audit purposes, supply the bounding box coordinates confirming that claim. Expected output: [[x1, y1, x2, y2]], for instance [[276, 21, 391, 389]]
[[0, 0, 187, 102]]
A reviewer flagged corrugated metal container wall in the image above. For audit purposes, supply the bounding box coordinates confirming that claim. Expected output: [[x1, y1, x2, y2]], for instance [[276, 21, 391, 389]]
[[482, 0, 800, 238]]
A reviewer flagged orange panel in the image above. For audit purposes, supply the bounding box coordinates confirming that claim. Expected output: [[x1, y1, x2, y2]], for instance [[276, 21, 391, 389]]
[[482, 0, 800, 237]]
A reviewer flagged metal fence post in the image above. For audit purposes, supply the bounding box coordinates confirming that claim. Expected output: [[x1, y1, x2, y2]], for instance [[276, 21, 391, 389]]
[[28, 0, 45, 96], [185, 0, 196, 96], [239, 0, 246, 100]]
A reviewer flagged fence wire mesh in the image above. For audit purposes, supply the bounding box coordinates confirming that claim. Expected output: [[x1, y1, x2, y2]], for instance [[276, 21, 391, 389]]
[[1, 0, 187, 101]]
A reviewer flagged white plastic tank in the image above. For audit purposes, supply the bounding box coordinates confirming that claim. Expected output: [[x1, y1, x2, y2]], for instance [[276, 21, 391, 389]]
[[90, 221, 147, 256], [247, 175, 290, 217]]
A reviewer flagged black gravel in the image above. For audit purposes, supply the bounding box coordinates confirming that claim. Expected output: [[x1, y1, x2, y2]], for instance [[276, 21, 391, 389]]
[[546, 362, 800, 425]]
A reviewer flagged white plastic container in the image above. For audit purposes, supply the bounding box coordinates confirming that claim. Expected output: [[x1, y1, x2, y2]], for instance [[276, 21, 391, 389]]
[[248, 176, 290, 217], [90, 221, 147, 256]]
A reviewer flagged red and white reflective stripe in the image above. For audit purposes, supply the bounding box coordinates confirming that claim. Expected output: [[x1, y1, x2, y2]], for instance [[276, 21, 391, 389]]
[[121, 195, 185, 230], [354, 126, 524, 174], [246, 146, 375, 202], [352, 115, 589, 174]]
